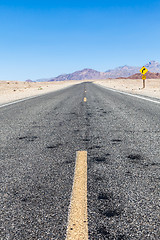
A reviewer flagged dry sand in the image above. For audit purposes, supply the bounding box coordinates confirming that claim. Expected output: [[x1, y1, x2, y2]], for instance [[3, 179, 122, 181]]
[[93, 78, 160, 99], [0, 80, 82, 105], [0, 79, 160, 105]]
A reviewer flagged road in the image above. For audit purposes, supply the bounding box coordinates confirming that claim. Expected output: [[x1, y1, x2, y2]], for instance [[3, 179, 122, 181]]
[[0, 82, 160, 240]]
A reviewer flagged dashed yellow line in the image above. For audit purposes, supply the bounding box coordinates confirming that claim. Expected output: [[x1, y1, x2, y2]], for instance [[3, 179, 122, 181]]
[[66, 151, 88, 240], [84, 97, 87, 102]]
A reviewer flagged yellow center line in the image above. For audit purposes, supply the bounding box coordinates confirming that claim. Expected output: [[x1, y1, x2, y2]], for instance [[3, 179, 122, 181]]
[[66, 151, 88, 240], [84, 97, 87, 102]]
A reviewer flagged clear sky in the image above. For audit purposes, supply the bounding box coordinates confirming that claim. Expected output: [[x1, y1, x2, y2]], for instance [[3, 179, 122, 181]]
[[0, 0, 160, 81]]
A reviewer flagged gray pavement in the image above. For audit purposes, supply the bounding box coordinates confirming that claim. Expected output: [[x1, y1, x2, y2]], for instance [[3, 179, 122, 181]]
[[0, 82, 159, 239]]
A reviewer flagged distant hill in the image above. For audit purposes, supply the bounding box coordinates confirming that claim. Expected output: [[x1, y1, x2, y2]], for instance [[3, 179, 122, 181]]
[[128, 71, 160, 79], [35, 78, 55, 82], [35, 60, 160, 82], [25, 79, 34, 82], [105, 65, 140, 78], [49, 68, 106, 81]]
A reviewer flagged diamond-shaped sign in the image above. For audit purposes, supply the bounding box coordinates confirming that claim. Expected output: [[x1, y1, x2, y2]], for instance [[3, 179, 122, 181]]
[[140, 66, 148, 75]]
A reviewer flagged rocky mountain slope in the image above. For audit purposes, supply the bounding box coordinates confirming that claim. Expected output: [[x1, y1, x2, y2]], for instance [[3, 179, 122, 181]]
[[145, 61, 160, 73], [105, 61, 160, 78], [50, 68, 106, 81], [105, 65, 140, 78], [128, 71, 160, 79]]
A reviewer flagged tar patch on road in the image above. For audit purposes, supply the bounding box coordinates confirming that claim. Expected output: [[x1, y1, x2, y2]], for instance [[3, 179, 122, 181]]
[[46, 143, 63, 149], [18, 136, 38, 142], [111, 139, 122, 143], [98, 192, 113, 200], [102, 208, 122, 217], [93, 154, 110, 163], [127, 154, 142, 160], [97, 226, 127, 240], [88, 145, 101, 150]]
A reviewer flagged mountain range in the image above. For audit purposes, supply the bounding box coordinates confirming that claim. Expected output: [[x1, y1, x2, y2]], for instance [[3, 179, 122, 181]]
[[34, 60, 160, 82]]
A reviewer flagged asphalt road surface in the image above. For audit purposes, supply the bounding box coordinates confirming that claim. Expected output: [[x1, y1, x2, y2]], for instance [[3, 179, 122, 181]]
[[0, 82, 160, 240]]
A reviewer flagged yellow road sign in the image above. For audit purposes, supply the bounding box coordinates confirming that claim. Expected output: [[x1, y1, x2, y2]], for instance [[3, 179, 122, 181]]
[[140, 66, 148, 75], [142, 75, 146, 80]]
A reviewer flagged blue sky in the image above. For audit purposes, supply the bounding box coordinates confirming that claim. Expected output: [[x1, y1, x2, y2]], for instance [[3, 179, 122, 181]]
[[0, 0, 160, 81]]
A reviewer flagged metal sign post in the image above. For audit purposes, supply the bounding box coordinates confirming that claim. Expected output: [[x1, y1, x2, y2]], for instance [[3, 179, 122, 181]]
[[142, 74, 146, 88]]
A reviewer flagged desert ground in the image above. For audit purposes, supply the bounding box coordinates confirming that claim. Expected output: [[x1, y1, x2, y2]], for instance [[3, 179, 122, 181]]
[[0, 80, 82, 105], [0, 79, 160, 105], [93, 78, 160, 99]]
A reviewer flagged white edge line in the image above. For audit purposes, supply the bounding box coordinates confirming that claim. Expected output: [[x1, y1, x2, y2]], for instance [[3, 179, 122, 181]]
[[0, 95, 39, 109], [94, 83, 160, 105]]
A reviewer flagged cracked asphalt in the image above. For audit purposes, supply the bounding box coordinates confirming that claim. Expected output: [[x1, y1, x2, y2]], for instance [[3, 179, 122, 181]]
[[0, 82, 160, 239]]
